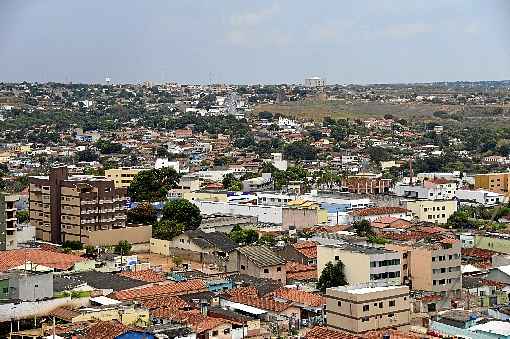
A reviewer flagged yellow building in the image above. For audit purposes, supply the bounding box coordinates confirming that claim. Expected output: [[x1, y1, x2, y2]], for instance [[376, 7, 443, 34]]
[[475, 173, 510, 197], [105, 167, 148, 189], [406, 200, 457, 224]]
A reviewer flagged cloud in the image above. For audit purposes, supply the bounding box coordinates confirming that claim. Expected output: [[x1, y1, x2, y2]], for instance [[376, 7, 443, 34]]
[[230, 2, 280, 27], [382, 23, 435, 39]]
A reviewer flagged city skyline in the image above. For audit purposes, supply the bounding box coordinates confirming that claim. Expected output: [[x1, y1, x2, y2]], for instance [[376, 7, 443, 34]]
[[1, 0, 510, 84]]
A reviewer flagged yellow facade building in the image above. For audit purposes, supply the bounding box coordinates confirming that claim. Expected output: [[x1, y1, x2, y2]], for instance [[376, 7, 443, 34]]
[[406, 199, 457, 224], [475, 173, 510, 197], [104, 167, 148, 189]]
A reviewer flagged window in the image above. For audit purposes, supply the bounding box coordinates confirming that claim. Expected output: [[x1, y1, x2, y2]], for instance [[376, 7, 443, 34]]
[[335, 256, 339, 261], [362, 317, 369, 322], [240, 265, 245, 270], [363, 305, 369, 312], [277, 267, 281, 272], [223, 328, 230, 335], [212, 330, 218, 336], [388, 313, 394, 318], [379, 302, 383, 308], [337, 301, 342, 307], [264, 268, 269, 273], [389, 300, 396, 307]]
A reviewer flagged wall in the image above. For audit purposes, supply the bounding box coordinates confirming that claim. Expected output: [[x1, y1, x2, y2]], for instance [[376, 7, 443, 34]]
[[429, 321, 494, 339], [317, 246, 370, 285], [475, 235, 510, 254], [9, 272, 53, 301], [0, 296, 89, 321], [406, 200, 457, 224], [282, 208, 318, 231], [85, 225, 152, 247], [192, 201, 282, 224], [227, 251, 286, 284], [150, 238, 171, 256]]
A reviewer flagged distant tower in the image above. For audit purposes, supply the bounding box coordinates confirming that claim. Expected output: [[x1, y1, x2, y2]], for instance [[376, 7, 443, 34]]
[[105, 77, 111, 86]]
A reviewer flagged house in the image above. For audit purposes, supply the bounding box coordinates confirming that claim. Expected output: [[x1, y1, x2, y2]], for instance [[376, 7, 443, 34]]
[[241, 173, 273, 192], [0, 248, 89, 273], [456, 189, 504, 207], [111, 279, 208, 301], [394, 179, 457, 200], [276, 241, 317, 265], [270, 287, 325, 326], [169, 230, 237, 257], [0, 271, 53, 301], [370, 216, 411, 233], [226, 246, 286, 284], [486, 265, 510, 284], [81, 320, 156, 339], [282, 200, 328, 231]]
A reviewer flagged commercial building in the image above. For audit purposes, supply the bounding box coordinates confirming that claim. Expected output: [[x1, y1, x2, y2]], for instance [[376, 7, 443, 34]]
[[475, 173, 510, 197], [317, 244, 403, 285], [104, 167, 148, 189], [29, 167, 128, 244], [341, 177, 392, 194], [325, 285, 410, 333], [405, 199, 457, 224], [0, 193, 18, 250]]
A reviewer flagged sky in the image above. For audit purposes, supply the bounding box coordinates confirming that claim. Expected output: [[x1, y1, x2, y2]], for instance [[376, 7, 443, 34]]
[[1, 0, 510, 84]]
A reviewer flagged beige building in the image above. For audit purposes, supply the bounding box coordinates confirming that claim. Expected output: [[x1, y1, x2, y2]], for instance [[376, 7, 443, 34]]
[[182, 190, 228, 203], [406, 199, 457, 224], [29, 167, 128, 244], [386, 239, 462, 294], [317, 244, 403, 286], [0, 193, 18, 250], [169, 175, 201, 198], [226, 245, 286, 284], [475, 172, 510, 197], [326, 285, 410, 333], [104, 167, 148, 189]]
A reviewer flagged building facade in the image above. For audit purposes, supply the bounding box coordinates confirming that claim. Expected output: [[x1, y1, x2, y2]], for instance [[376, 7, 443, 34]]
[[0, 193, 18, 250], [475, 173, 510, 197], [104, 167, 147, 189], [406, 200, 457, 224], [325, 285, 410, 333], [29, 167, 128, 244]]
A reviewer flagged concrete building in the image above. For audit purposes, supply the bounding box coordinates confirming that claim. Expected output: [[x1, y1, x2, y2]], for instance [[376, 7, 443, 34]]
[[304, 77, 325, 87], [317, 244, 403, 285], [0, 193, 18, 250], [386, 239, 462, 294], [0, 271, 53, 301], [192, 200, 282, 224], [475, 173, 510, 197], [29, 167, 128, 244], [242, 173, 273, 192], [282, 200, 328, 231], [154, 158, 180, 172], [394, 180, 457, 200], [104, 167, 148, 189], [226, 245, 286, 284], [325, 285, 410, 333], [455, 189, 505, 207], [341, 177, 392, 195], [405, 199, 457, 224]]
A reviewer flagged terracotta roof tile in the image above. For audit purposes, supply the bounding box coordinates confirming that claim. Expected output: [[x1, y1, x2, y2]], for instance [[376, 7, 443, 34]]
[[118, 269, 166, 283], [304, 326, 358, 339], [223, 286, 258, 298], [111, 279, 207, 301], [82, 320, 134, 339], [139, 295, 190, 310], [462, 247, 498, 259], [270, 288, 325, 308], [226, 294, 292, 313], [49, 306, 80, 321], [287, 270, 317, 282], [152, 309, 228, 334], [293, 241, 318, 258], [0, 249, 86, 272]]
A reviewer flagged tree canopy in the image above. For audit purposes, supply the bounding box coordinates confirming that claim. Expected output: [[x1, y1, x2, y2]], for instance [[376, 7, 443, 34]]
[[128, 167, 180, 202], [127, 203, 157, 225], [229, 225, 259, 245], [162, 198, 202, 231], [353, 220, 374, 237], [317, 261, 347, 292], [152, 219, 185, 241]]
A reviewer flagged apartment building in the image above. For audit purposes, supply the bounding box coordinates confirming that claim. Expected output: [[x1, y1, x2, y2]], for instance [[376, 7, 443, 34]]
[[0, 193, 18, 250], [104, 167, 148, 189], [386, 239, 462, 295], [29, 167, 128, 244], [475, 173, 510, 197], [405, 200, 457, 224], [325, 285, 410, 333], [394, 179, 457, 200], [317, 244, 403, 285]]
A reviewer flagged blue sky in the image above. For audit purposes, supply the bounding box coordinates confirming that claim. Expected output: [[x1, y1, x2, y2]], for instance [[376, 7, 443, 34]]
[[1, 0, 509, 84]]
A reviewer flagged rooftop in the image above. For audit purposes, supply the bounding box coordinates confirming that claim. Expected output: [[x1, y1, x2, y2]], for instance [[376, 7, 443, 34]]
[[237, 246, 285, 267]]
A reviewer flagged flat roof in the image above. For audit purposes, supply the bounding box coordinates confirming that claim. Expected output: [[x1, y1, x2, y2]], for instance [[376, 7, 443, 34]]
[[319, 243, 395, 255], [330, 285, 406, 295]]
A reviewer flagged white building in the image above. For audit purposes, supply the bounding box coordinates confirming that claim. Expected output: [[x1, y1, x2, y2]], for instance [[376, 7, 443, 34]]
[[455, 189, 505, 207], [192, 200, 282, 224], [394, 180, 457, 200], [154, 158, 180, 173], [304, 77, 325, 87]]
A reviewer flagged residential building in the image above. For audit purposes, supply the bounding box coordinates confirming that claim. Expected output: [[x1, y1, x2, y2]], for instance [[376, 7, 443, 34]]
[[155, 158, 180, 172], [455, 189, 505, 207], [226, 245, 287, 284], [0, 193, 18, 250], [349, 207, 411, 223], [242, 173, 273, 192], [405, 199, 457, 224], [317, 244, 403, 285], [475, 172, 510, 197], [0, 271, 53, 301], [386, 238, 462, 295], [394, 179, 457, 200], [29, 167, 128, 244], [104, 167, 148, 189], [282, 200, 328, 231], [325, 285, 410, 333], [169, 175, 201, 198]]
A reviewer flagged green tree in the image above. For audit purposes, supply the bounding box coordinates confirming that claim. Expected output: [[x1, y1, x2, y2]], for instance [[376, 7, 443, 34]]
[[258, 234, 277, 246], [76, 149, 99, 162], [96, 139, 122, 154], [62, 240, 83, 251], [447, 210, 477, 229], [162, 198, 202, 230], [127, 203, 157, 224], [284, 141, 317, 161], [222, 173, 242, 191], [16, 210, 29, 224], [128, 167, 180, 202], [353, 220, 374, 237], [152, 219, 185, 240], [317, 261, 347, 292], [114, 240, 132, 255], [229, 225, 259, 245]]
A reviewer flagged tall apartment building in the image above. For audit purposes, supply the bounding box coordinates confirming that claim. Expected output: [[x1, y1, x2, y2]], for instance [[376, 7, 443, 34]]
[[475, 173, 510, 197], [29, 167, 128, 244], [317, 244, 403, 286], [405, 199, 457, 224], [104, 167, 148, 189], [0, 193, 18, 250], [325, 285, 410, 333], [386, 239, 462, 295]]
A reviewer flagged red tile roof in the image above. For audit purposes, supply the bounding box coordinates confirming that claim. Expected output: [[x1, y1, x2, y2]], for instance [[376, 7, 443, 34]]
[[152, 309, 229, 334], [139, 295, 190, 310], [118, 269, 166, 283], [304, 326, 358, 339], [350, 207, 408, 217], [371, 217, 411, 229], [223, 286, 258, 298], [419, 226, 446, 234], [0, 249, 86, 272], [286, 262, 317, 282], [82, 320, 133, 339], [462, 247, 498, 259], [305, 326, 424, 339], [270, 288, 325, 308], [226, 294, 293, 313], [304, 225, 351, 233], [293, 241, 318, 258], [111, 279, 207, 301]]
